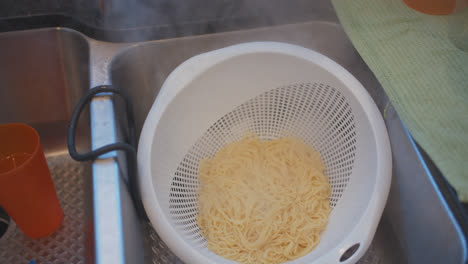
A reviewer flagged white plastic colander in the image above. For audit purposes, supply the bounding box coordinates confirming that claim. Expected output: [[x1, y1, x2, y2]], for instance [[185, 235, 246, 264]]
[[138, 42, 392, 264]]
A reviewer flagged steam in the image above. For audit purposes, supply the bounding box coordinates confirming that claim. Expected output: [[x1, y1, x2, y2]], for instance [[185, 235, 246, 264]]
[[81, 0, 336, 42]]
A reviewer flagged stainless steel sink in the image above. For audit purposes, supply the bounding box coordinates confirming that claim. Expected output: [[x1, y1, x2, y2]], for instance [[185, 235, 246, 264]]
[[0, 1, 466, 263], [0, 28, 93, 263], [108, 21, 407, 264], [106, 22, 467, 264], [106, 21, 403, 264]]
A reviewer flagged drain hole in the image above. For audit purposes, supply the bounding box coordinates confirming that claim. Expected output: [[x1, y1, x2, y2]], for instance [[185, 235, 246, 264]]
[[0, 206, 10, 239], [340, 243, 360, 262]]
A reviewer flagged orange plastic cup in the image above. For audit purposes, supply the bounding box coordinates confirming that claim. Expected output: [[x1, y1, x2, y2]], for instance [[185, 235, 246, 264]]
[[0, 123, 63, 238], [403, 0, 467, 15]]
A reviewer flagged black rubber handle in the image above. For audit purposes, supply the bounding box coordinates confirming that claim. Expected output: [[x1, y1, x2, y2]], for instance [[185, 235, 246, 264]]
[[67, 85, 146, 219], [67, 85, 136, 161]]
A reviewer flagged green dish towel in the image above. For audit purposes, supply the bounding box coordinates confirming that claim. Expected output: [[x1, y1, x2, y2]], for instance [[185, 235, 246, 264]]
[[331, 0, 468, 201]]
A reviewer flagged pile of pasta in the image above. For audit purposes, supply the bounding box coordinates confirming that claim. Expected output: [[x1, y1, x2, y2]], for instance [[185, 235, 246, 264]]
[[197, 134, 332, 264]]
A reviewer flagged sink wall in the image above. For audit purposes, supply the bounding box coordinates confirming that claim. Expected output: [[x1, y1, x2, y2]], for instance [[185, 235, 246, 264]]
[[0, 28, 93, 264], [0, 28, 90, 155], [0, 0, 336, 42]]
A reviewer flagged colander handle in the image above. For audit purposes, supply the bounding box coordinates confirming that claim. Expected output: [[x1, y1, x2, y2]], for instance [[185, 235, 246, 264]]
[[67, 85, 146, 220]]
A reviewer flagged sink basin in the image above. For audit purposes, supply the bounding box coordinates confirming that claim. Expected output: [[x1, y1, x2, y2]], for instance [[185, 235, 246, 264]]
[[0, 2, 466, 263], [109, 21, 467, 264], [0, 28, 92, 263], [109, 22, 405, 264]]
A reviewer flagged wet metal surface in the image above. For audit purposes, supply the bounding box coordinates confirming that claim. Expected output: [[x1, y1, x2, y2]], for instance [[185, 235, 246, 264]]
[[0, 155, 92, 264]]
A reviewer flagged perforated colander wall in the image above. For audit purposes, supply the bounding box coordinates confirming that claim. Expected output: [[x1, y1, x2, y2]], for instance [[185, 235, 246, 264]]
[[169, 83, 356, 247]]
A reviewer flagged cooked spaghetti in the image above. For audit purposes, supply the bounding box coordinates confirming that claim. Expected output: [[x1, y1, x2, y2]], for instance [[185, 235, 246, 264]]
[[197, 134, 332, 264]]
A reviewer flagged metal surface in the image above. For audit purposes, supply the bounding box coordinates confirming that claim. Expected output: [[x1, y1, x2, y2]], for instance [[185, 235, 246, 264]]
[[0, 28, 93, 263], [142, 222, 184, 264], [88, 42, 144, 264], [384, 104, 467, 264], [0, 28, 90, 155], [0, 0, 337, 42], [0, 155, 92, 263]]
